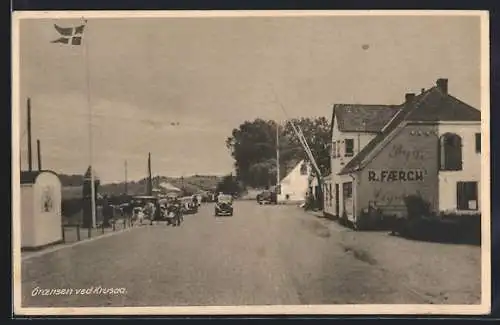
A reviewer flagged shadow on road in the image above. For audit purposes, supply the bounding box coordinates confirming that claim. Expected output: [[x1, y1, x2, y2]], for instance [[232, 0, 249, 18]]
[[318, 211, 481, 246], [391, 231, 481, 246], [340, 245, 378, 265]]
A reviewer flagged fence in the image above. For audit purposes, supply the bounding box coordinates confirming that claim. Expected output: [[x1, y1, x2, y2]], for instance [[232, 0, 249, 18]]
[[61, 207, 134, 244]]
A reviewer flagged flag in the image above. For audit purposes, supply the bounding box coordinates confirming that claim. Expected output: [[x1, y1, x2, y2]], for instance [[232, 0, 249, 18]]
[[51, 23, 86, 45]]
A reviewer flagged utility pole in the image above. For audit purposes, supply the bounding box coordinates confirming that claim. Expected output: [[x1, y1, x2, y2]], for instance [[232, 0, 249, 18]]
[[124, 160, 128, 195], [36, 139, 42, 171], [27, 98, 33, 172], [147, 153, 152, 196], [276, 121, 280, 190]]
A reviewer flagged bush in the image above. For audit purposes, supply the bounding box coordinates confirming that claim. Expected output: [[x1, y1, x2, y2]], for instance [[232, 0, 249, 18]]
[[403, 195, 431, 219]]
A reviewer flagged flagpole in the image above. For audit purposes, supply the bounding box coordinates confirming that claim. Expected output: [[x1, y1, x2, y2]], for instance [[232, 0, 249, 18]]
[[82, 18, 96, 229], [276, 121, 280, 187]]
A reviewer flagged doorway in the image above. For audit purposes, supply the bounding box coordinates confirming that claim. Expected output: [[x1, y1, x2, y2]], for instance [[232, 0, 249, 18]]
[[335, 183, 340, 217]]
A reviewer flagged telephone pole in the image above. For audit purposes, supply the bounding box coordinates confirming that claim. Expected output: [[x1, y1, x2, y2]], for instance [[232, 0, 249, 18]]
[[276, 122, 280, 188], [36, 139, 42, 171], [27, 98, 33, 172], [147, 153, 152, 196], [124, 160, 128, 195]]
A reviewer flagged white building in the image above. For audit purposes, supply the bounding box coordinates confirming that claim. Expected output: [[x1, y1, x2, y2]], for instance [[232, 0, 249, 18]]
[[324, 78, 481, 228], [20, 170, 63, 250], [277, 160, 311, 204], [323, 102, 399, 218]]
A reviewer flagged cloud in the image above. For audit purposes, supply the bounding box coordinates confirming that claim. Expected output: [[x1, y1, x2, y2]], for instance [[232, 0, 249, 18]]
[[17, 15, 481, 183], [19, 92, 234, 182]]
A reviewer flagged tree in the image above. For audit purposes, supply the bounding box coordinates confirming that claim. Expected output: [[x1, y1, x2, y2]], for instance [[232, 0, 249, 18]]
[[282, 116, 331, 176], [225, 117, 331, 188], [225, 119, 278, 188], [216, 174, 243, 196]]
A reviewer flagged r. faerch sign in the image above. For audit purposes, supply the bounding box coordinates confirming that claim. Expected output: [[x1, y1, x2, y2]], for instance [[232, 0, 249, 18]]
[[368, 169, 425, 182]]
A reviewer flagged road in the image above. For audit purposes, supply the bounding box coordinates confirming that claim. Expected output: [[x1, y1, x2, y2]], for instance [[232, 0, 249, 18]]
[[21, 201, 481, 307]]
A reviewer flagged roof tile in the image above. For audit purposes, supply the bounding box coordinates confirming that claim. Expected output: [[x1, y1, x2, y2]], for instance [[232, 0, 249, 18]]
[[339, 86, 481, 175], [335, 104, 400, 132]]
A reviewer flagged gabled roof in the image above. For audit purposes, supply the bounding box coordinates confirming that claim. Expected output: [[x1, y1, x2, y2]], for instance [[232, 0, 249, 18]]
[[279, 159, 306, 183], [405, 89, 481, 122], [334, 104, 400, 133], [339, 85, 481, 175]]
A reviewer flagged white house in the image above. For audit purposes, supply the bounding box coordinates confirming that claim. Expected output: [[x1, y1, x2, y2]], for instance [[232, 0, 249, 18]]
[[323, 102, 399, 218], [277, 160, 311, 204], [324, 78, 482, 229], [20, 170, 63, 250]]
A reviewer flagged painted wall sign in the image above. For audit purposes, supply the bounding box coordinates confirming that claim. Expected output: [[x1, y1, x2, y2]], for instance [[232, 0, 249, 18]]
[[373, 188, 424, 206], [388, 144, 425, 161], [368, 169, 425, 182]]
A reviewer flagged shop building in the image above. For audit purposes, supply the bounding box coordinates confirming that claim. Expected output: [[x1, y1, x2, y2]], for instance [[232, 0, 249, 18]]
[[324, 78, 481, 228]]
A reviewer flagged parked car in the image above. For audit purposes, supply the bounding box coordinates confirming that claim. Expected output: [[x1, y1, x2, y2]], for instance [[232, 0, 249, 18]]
[[181, 197, 198, 214], [257, 190, 277, 205], [215, 194, 234, 216]]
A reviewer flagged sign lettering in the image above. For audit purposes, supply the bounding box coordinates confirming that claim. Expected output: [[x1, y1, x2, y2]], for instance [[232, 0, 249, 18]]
[[368, 169, 425, 182], [373, 188, 424, 206], [388, 144, 425, 161]]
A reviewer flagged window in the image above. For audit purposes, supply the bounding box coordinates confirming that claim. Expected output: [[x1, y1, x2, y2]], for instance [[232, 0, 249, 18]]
[[342, 182, 353, 199], [457, 181, 478, 210], [332, 141, 337, 158], [300, 163, 308, 175], [336, 141, 341, 157], [439, 133, 463, 171], [475, 133, 481, 153], [345, 139, 354, 157], [328, 184, 333, 205]]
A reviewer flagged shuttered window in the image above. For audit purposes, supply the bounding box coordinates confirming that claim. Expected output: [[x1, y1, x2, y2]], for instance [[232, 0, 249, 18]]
[[345, 139, 354, 157], [439, 133, 463, 171], [456, 181, 478, 210]]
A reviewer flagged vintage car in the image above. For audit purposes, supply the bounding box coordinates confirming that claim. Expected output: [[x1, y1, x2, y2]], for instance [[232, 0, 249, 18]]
[[257, 190, 277, 205], [180, 196, 199, 214], [215, 194, 234, 216]]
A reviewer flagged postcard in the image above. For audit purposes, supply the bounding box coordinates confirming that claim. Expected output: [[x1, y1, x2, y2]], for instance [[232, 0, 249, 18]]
[[12, 10, 491, 316]]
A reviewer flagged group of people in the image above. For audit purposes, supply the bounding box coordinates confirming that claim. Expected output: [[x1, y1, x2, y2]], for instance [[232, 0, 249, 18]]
[[131, 195, 201, 226], [131, 197, 179, 226]]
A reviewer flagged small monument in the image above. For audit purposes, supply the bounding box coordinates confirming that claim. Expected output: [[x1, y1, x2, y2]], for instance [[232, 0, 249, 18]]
[[82, 166, 100, 228], [20, 170, 63, 250]]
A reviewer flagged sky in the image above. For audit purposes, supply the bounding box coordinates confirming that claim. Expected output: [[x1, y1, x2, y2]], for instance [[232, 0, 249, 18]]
[[16, 13, 482, 184]]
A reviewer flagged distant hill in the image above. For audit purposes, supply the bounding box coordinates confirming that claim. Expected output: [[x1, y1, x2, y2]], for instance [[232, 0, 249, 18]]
[[58, 173, 223, 197]]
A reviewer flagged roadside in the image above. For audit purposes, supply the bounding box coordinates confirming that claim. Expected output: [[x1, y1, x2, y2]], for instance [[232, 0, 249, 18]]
[[21, 218, 136, 260], [302, 208, 482, 304]]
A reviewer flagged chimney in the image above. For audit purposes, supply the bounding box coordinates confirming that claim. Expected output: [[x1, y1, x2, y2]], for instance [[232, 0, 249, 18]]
[[37, 139, 42, 171], [405, 93, 416, 103], [436, 78, 448, 94]]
